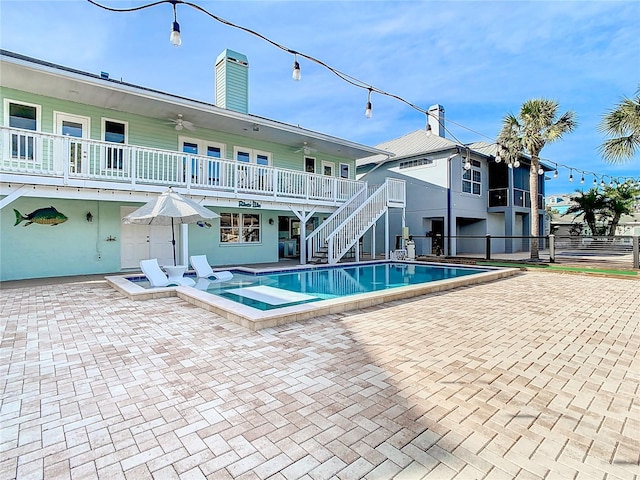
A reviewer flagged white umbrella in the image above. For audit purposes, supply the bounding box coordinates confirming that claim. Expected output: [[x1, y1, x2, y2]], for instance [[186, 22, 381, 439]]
[[123, 188, 219, 265]]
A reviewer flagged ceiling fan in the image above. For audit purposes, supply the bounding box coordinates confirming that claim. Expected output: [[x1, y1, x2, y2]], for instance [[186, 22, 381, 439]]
[[166, 114, 195, 131], [294, 141, 318, 155]]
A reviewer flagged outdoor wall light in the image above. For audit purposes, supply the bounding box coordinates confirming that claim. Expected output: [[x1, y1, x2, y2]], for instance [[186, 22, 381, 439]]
[[86, 212, 93, 222], [269, 218, 274, 225], [169, 1, 182, 46]]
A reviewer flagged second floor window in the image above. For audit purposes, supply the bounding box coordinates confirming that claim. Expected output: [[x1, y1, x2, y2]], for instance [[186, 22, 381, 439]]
[[462, 160, 481, 195], [6, 100, 40, 161], [104, 120, 126, 170]]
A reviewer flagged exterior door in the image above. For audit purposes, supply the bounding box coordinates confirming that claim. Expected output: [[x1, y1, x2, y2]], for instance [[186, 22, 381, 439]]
[[54, 112, 90, 174], [120, 207, 174, 268]]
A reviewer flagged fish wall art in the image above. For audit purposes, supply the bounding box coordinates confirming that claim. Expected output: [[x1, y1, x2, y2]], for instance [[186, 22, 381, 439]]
[[14, 206, 68, 227]]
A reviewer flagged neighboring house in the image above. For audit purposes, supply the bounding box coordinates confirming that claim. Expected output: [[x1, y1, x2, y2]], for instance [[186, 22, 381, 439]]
[[0, 49, 404, 281], [356, 105, 549, 257]]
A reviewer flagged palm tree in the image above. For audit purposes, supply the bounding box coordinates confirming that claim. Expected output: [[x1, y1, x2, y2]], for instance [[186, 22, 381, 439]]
[[498, 99, 577, 259], [602, 182, 640, 236], [599, 86, 640, 164], [565, 189, 607, 236]]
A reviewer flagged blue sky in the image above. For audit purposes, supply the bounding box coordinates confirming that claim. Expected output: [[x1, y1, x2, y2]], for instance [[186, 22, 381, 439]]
[[1, 0, 638, 195]]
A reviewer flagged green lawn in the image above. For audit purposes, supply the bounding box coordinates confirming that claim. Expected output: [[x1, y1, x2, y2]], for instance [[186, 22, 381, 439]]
[[477, 261, 638, 277]]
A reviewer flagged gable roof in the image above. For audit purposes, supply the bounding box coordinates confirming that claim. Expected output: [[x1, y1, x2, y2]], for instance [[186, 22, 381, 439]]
[[357, 129, 459, 167]]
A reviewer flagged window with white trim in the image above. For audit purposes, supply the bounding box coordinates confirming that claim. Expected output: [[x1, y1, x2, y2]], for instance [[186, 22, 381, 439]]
[[339, 163, 350, 179], [4, 99, 41, 161], [220, 213, 261, 243], [462, 160, 482, 195], [103, 119, 127, 170], [233, 147, 271, 165]]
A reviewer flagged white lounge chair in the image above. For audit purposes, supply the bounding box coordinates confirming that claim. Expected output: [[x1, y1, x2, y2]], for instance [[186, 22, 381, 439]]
[[140, 259, 180, 288], [190, 255, 233, 282]]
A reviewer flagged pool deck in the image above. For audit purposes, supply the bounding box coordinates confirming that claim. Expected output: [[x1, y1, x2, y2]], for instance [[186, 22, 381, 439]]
[[1, 270, 639, 479], [105, 261, 519, 331]]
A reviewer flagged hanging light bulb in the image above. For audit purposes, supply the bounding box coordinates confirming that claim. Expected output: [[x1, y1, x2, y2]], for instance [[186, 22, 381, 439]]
[[538, 167, 544, 175], [292, 54, 301, 81], [464, 160, 471, 170], [600, 179, 606, 188], [513, 160, 520, 168], [569, 169, 573, 182], [553, 168, 558, 178], [426, 122, 432, 136], [364, 88, 373, 119], [495, 149, 502, 163], [580, 174, 585, 184], [169, 2, 182, 46], [593, 177, 597, 186]]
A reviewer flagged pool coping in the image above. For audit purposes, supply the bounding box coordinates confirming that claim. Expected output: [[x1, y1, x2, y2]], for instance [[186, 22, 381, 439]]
[[105, 261, 520, 331]]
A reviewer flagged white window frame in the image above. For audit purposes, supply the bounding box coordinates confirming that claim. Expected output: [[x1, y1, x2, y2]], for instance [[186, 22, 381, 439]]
[[321, 160, 335, 177], [233, 146, 271, 165], [462, 160, 482, 196], [219, 212, 262, 244], [4, 99, 42, 163], [304, 156, 316, 173], [4, 99, 41, 130], [101, 117, 129, 171], [180, 136, 226, 184], [339, 162, 350, 179]]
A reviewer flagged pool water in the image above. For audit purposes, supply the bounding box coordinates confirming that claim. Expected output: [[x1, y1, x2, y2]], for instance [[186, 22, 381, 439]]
[[203, 262, 488, 311]]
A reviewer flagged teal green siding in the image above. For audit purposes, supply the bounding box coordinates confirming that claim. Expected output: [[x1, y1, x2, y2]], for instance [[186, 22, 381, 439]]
[[1, 87, 355, 178], [215, 50, 249, 114], [1, 197, 124, 280]]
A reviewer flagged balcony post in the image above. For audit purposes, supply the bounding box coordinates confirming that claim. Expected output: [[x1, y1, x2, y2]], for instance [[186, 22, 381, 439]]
[[549, 234, 555, 263], [485, 234, 491, 260]]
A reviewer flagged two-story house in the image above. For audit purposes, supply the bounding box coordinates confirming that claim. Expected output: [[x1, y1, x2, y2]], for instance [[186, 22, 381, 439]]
[[0, 49, 405, 281], [356, 105, 548, 257]]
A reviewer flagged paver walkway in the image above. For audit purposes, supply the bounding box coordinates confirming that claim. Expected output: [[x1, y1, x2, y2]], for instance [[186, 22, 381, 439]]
[[1, 271, 638, 479]]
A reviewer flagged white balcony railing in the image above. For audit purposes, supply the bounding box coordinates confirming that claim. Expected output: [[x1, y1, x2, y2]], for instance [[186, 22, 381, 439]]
[[0, 126, 364, 204]]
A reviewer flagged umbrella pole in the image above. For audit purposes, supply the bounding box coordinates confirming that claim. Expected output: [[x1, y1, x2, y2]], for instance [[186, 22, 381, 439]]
[[171, 218, 177, 266]]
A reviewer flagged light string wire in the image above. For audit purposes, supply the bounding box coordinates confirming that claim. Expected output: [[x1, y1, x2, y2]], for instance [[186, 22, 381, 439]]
[[87, 0, 639, 187]]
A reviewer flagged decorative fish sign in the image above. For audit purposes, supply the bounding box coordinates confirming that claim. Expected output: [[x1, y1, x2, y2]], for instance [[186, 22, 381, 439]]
[[196, 221, 212, 228], [14, 206, 68, 227]]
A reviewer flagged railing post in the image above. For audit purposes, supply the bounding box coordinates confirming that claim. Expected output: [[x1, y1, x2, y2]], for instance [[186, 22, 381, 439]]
[[130, 147, 137, 188], [549, 234, 555, 263], [633, 236, 639, 269], [485, 234, 491, 260]]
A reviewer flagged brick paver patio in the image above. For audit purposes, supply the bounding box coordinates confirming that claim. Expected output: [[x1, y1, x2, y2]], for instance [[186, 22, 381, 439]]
[[1, 271, 638, 479]]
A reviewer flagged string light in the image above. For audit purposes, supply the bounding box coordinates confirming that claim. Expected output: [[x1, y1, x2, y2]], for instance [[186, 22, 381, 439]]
[[169, 1, 181, 46], [365, 88, 373, 119], [292, 54, 301, 81], [580, 174, 585, 184], [569, 169, 573, 182], [86, 0, 640, 188]]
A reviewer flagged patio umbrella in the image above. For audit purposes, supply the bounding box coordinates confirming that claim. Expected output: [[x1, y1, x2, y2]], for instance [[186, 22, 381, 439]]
[[122, 188, 219, 265]]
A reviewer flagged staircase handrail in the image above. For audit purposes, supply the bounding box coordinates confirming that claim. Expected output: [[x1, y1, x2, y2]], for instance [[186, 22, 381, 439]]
[[306, 182, 369, 261], [326, 182, 388, 264]]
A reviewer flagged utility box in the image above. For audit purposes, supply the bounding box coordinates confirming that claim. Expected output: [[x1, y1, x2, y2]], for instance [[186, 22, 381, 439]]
[[406, 240, 415, 260]]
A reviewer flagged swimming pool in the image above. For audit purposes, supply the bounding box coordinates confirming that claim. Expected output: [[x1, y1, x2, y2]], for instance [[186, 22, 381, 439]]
[[107, 260, 518, 330], [202, 263, 489, 311]]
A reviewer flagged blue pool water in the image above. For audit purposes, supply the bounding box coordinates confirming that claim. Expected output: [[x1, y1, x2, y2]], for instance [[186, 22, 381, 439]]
[[199, 262, 488, 311]]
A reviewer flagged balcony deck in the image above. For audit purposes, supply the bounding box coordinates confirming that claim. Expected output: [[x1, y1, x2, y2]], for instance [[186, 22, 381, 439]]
[[1, 126, 365, 207]]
